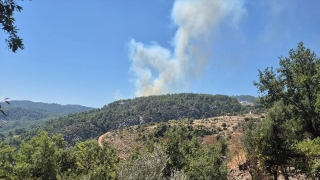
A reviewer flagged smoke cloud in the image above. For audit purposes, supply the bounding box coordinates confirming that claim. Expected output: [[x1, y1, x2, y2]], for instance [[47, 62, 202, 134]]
[[129, 0, 246, 97]]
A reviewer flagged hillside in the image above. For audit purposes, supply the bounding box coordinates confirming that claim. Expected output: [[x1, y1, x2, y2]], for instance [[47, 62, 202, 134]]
[[98, 113, 263, 179], [232, 95, 257, 103], [0, 100, 94, 133], [34, 93, 243, 145], [98, 114, 250, 159]]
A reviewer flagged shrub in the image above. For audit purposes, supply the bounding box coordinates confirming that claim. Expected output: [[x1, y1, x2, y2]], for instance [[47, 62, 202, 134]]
[[118, 144, 187, 180]]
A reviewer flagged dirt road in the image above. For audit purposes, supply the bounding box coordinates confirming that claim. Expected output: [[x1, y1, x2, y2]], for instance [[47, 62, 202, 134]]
[[98, 131, 110, 147]]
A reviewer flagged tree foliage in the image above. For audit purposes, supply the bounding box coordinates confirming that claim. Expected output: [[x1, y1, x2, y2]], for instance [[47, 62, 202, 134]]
[[0, 123, 228, 180], [254, 42, 320, 138], [118, 144, 182, 180], [245, 42, 320, 179], [243, 101, 295, 179], [0, 131, 120, 179], [160, 125, 227, 179], [0, 0, 25, 52]]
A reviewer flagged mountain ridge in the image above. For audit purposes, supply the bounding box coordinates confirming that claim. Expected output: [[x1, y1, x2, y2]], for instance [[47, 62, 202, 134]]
[[0, 100, 94, 133]]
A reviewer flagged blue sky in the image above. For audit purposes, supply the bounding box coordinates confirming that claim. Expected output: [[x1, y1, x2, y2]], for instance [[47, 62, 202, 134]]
[[1, 0, 319, 108]]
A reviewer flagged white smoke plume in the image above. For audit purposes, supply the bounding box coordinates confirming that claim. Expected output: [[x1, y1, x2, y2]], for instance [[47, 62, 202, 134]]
[[129, 0, 246, 97]]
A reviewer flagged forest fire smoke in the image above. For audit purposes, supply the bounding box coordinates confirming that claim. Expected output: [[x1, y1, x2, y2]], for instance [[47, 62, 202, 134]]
[[129, 0, 246, 96]]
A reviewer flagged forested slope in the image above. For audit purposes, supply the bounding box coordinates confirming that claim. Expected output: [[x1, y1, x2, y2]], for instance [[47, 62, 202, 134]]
[[232, 95, 257, 103], [0, 100, 94, 133], [40, 93, 242, 144], [1, 100, 93, 114]]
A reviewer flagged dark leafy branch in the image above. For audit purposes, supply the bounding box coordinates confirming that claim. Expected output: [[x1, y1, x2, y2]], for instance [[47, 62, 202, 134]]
[[0, 0, 25, 52]]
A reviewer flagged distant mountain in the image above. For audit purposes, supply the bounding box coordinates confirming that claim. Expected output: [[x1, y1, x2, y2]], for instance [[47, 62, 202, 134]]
[[0, 100, 94, 133], [1, 100, 93, 114], [37, 93, 243, 145]]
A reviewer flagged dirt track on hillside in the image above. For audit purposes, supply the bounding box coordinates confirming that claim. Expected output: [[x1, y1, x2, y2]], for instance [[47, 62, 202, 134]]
[[98, 131, 110, 147]]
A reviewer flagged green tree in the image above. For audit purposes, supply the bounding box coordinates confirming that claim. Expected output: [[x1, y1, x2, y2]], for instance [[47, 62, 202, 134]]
[[0, 144, 16, 179], [14, 131, 59, 179], [119, 144, 168, 180], [254, 42, 320, 138], [118, 144, 188, 180], [0, 130, 122, 179], [252, 102, 294, 179], [162, 125, 190, 177], [184, 139, 227, 180], [296, 137, 320, 178], [0, 0, 25, 52], [73, 140, 119, 179], [160, 125, 227, 179], [248, 42, 320, 178]]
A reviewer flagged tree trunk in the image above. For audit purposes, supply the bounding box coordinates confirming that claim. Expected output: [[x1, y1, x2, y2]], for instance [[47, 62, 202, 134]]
[[273, 170, 278, 180], [280, 164, 289, 180]]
